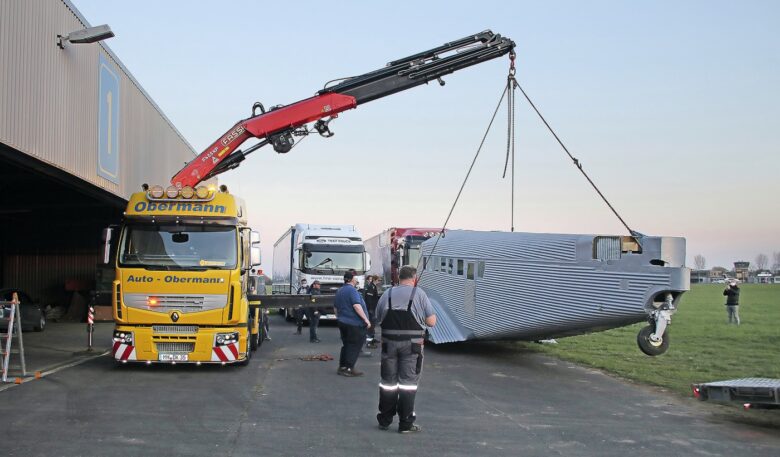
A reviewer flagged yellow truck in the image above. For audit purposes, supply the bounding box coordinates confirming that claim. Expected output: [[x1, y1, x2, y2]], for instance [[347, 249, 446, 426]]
[[102, 184, 263, 365]]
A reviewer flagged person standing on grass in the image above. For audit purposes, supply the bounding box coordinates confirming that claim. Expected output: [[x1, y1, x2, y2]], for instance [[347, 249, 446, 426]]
[[723, 279, 741, 325]]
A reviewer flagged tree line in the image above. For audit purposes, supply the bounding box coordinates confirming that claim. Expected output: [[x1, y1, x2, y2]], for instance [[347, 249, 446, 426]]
[[693, 252, 780, 271]]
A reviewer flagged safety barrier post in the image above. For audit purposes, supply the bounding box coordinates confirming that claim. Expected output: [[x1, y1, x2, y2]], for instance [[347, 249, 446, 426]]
[[86, 305, 94, 351]]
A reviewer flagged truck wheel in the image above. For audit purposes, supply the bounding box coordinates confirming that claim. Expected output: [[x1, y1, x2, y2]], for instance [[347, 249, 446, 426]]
[[250, 319, 260, 351], [257, 314, 268, 349], [637, 325, 669, 356]]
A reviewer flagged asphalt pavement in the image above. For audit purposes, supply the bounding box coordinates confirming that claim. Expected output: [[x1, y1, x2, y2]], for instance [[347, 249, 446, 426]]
[[1, 315, 779, 456]]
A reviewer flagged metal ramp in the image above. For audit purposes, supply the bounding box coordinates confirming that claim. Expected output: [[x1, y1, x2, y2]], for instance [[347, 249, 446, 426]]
[[692, 378, 780, 407], [1, 293, 27, 382]]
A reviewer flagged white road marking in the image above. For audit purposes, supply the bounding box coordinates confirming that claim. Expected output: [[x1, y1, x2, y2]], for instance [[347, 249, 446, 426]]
[[0, 351, 109, 392]]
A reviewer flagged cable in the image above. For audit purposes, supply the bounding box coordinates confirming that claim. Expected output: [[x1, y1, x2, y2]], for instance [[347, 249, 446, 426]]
[[515, 83, 638, 237], [414, 81, 510, 287]]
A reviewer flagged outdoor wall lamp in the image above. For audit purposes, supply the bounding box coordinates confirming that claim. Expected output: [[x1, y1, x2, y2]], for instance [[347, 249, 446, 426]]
[[57, 24, 114, 49]]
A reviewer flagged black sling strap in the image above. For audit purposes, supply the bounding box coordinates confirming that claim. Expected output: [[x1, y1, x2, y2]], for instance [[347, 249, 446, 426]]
[[388, 286, 416, 312]]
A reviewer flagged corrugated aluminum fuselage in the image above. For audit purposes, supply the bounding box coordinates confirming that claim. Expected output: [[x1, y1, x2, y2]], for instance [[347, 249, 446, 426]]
[[419, 231, 690, 344]]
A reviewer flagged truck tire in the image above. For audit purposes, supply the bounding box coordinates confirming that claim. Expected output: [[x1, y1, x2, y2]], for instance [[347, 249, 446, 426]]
[[250, 317, 260, 351]]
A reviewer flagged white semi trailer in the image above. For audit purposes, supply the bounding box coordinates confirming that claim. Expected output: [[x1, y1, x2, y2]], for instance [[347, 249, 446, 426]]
[[272, 224, 370, 319]]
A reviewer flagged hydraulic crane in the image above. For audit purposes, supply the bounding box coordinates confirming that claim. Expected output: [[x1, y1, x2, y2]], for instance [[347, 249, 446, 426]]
[[170, 30, 515, 188]]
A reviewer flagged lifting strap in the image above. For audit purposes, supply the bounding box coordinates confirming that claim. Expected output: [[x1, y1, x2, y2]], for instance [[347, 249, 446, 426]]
[[417, 51, 641, 284]]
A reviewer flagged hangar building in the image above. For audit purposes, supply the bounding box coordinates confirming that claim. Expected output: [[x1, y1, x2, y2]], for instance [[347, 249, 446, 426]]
[[0, 0, 197, 309]]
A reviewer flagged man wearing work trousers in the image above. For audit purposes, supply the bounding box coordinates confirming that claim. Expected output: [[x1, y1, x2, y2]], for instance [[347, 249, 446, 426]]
[[375, 265, 437, 433]]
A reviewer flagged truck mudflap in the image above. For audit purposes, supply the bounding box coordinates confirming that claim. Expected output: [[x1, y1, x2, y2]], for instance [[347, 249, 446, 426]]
[[692, 378, 780, 408]]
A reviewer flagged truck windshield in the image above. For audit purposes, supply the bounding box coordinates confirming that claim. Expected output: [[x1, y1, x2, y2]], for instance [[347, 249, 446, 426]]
[[405, 245, 422, 269], [303, 250, 364, 274], [118, 224, 237, 270]]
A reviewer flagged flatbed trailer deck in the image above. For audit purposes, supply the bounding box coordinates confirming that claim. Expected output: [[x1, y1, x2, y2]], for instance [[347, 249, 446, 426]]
[[692, 378, 780, 408]]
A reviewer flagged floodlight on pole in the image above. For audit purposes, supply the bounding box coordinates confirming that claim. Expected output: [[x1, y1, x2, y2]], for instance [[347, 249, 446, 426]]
[[57, 24, 114, 49]]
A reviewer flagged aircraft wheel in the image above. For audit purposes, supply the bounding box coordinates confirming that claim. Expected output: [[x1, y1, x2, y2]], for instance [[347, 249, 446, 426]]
[[637, 325, 669, 356]]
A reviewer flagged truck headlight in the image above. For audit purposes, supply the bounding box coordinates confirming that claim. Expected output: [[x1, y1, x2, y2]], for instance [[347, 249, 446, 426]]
[[215, 332, 239, 346], [113, 330, 133, 344]]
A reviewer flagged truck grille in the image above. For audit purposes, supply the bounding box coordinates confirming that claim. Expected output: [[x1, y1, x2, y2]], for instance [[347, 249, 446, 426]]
[[153, 325, 198, 334], [123, 294, 227, 313], [155, 342, 195, 353], [317, 283, 342, 293]]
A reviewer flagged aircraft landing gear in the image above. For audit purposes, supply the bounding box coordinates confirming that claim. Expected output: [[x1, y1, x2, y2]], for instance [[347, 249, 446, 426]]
[[637, 293, 675, 356]]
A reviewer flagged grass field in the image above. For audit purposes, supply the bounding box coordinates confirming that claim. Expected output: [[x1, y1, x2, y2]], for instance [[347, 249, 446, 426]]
[[525, 284, 780, 397]]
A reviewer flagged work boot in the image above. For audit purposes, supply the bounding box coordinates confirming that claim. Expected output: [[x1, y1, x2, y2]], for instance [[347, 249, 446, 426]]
[[341, 368, 364, 377], [398, 424, 422, 434]]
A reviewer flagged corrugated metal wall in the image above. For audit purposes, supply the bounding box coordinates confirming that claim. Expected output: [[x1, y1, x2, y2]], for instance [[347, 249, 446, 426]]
[[4, 252, 97, 305], [0, 0, 201, 306], [0, 0, 196, 199]]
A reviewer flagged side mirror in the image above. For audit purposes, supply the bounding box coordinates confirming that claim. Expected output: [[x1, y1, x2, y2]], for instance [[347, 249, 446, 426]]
[[250, 230, 261, 245], [101, 227, 115, 264], [250, 246, 261, 266], [365, 252, 372, 271]]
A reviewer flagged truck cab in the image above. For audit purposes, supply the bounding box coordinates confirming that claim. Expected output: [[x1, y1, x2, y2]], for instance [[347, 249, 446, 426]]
[[104, 184, 263, 364], [273, 224, 370, 319]]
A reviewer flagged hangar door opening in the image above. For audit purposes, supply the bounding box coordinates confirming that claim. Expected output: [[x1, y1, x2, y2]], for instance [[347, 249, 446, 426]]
[[0, 145, 124, 319]]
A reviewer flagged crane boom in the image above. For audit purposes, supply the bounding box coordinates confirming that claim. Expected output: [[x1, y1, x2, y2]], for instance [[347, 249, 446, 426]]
[[171, 30, 515, 188]]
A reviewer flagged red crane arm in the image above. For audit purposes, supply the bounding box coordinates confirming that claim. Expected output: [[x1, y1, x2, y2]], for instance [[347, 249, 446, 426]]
[[171, 93, 357, 188], [170, 30, 515, 188]]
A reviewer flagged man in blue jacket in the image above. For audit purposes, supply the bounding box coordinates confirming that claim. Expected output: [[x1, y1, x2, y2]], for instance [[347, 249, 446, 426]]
[[334, 270, 371, 377]]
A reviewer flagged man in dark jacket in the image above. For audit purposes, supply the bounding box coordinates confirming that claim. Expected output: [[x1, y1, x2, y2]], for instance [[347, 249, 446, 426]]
[[364, 275, 380, 348], [294, 279, 308, 335], [306, 280, 323, 343], [723, 280, 740, 325]]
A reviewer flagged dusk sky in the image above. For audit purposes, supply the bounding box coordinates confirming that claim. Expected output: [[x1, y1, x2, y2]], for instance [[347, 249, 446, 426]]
[[74, 0, 780, 272]]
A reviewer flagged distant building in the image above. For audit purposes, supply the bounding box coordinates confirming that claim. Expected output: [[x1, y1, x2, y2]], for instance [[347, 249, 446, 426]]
[[755, 271, 774, 284], [691, 270, 710, 284], [734, 261, 750, 282], [709, 267, 729, 282]]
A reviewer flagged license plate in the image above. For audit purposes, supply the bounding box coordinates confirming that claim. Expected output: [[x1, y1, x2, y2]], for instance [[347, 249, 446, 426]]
[[159, 353, 188, 362]]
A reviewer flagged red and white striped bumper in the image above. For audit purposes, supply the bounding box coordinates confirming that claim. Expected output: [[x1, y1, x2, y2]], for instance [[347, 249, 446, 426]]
[[211, 342, 240, 362], [113, 342, 137, 361]]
